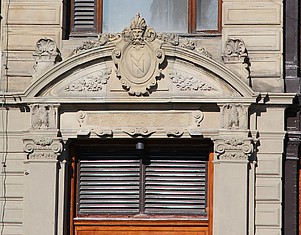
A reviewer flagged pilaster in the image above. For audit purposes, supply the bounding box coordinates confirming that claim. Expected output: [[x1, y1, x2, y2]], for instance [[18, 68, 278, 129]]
[[23, 103, 62, 235], [213, 133, 254, 235]]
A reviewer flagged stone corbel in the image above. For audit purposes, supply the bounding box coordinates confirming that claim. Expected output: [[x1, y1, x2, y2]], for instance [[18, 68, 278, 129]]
[[222, 38, 250, 85], [219, 103, 248, 130], [29, 104, 59, 130], [32, 38, 61, 79], [214, 137, 253, 161], [23, 137, 63, 161]]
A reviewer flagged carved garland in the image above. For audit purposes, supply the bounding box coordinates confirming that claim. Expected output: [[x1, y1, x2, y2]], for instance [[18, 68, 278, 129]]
[[169, 71, 214, 91], [65, 69, 111, 92]]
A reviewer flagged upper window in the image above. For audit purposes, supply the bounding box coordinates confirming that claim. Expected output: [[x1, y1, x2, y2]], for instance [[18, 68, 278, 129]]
[[70, 0, 220, 35]]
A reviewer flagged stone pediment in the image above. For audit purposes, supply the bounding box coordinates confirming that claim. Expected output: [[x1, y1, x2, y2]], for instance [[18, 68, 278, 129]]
[[23, 14, 255, 102]]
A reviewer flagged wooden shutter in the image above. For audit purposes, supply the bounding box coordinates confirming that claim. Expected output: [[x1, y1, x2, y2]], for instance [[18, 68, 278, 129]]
[[78, 158, 140, 214], [145, 156, 207, 215], [72, 0, 97, 32]]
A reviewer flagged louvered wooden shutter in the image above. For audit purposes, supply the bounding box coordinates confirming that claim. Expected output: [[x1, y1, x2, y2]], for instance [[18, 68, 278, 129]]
[[78, 158, 140, 214], [145, 156, 207, 215], [72, 0, 97, 32]]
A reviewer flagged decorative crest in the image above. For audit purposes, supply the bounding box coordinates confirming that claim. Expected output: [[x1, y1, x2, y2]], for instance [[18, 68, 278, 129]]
[[112, 14, 165, 96]]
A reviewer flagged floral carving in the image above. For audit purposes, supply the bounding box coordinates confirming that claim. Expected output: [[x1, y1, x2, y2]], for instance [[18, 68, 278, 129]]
[[214, 137, 253, 161], [23, 137, 63, 160], [157, 33, 179, 46], [181, 39, 196, 50], [197, 48, 213, 59], [65, 70, 111, 92], [169, 71, 214, 91], [221, 104, 247, 130]]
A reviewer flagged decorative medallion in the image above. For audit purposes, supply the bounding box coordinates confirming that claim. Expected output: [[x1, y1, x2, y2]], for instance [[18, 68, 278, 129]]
[[112, 14, 165, 96]]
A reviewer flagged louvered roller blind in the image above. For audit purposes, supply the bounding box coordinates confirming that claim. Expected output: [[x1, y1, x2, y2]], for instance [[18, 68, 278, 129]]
[[78, 158, 140, 214], [145, 156, 207, 215], [73, 0, 96, 31]]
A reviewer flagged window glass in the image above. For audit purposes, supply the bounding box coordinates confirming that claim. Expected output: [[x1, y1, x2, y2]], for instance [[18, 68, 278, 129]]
[[103, 0, 188, 33], [197, 0, 218, 30]]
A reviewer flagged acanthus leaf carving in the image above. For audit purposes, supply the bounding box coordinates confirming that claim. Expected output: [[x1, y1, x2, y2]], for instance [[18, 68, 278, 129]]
[[65, 69, 111, 92], [169, 71, 214, 92], [32, 38, 61, 79], [72, 34, 122, 55], [222, 38, 247, 61]]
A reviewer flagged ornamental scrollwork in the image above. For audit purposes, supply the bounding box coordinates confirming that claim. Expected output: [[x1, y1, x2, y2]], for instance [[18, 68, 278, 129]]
[[23, 137, 63, 160], [214, 137, 253, 161], [123, 127, 156, 137]]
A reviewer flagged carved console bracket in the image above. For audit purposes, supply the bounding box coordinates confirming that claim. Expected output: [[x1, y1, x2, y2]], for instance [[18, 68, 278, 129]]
[[222, 38, 250, 85], [214, 137, 253, 161], [33, 38, 61, 79], [29, 104, 59, 130], [23, 137, 63, 160]]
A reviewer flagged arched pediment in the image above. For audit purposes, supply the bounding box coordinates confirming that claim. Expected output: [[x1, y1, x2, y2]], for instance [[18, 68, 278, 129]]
[[24, 15, 255, 102]]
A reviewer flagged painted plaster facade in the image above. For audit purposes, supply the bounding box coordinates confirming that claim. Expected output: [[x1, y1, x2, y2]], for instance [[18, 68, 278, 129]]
[[0, 0, 294, 235]]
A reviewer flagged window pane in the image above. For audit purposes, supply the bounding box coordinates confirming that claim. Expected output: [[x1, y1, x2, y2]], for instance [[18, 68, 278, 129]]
[[197, 0, 218, 30], [103, 0, 188, 33]]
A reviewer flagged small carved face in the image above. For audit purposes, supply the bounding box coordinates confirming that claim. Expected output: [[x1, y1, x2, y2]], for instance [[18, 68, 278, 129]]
[[131, 28, 143, 42]]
